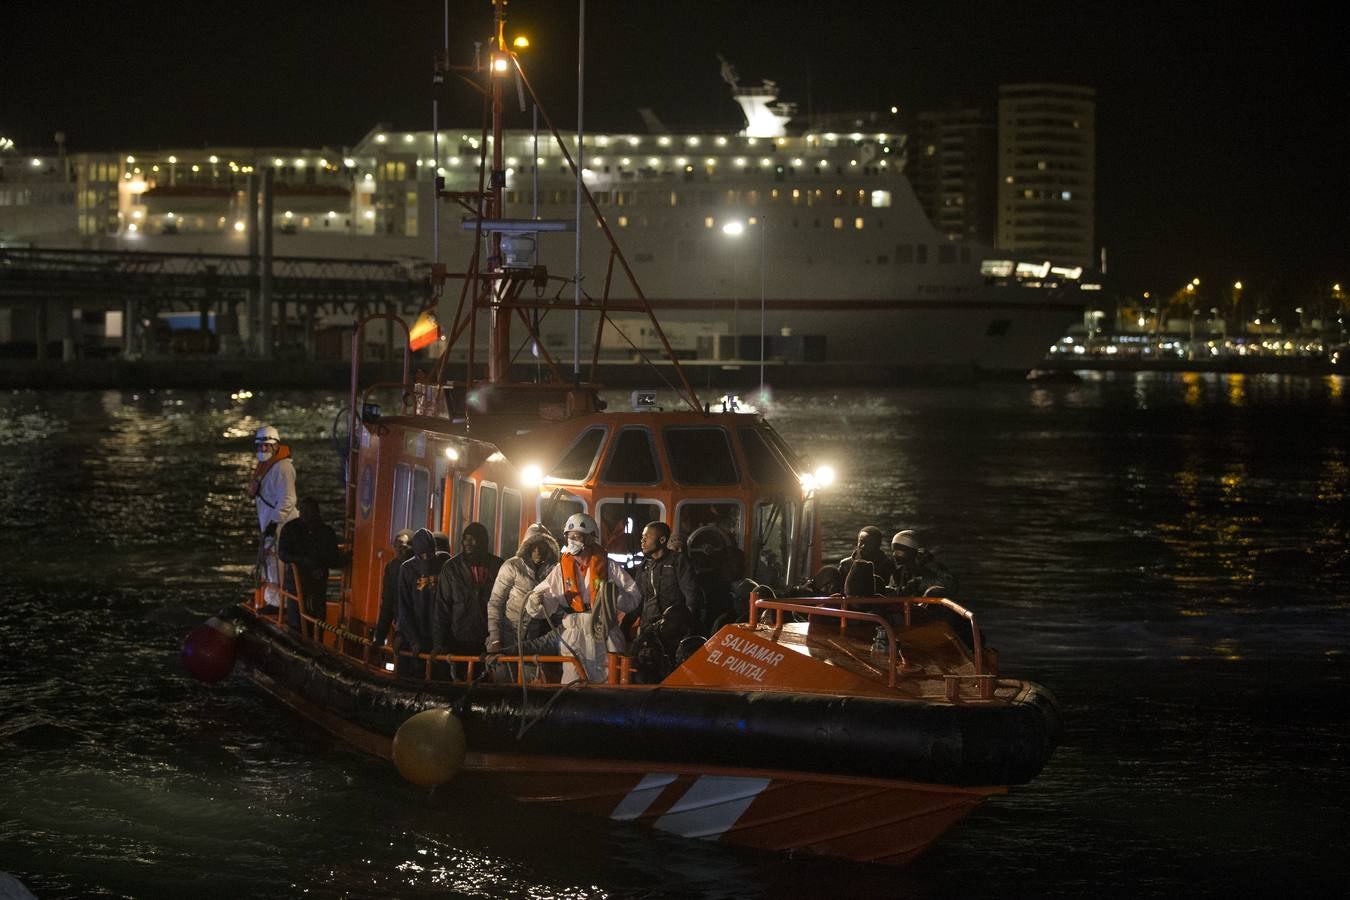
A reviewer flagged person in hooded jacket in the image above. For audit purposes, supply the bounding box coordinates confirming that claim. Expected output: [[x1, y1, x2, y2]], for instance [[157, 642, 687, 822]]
[[433, 522, 504, 664], [373, 529, 413, 647], [486, 524, 560, 653], [396, 528, 448, 675]]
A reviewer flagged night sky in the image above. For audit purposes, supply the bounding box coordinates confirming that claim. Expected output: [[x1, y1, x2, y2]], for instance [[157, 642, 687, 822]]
[[4, 1, 1345, 300]]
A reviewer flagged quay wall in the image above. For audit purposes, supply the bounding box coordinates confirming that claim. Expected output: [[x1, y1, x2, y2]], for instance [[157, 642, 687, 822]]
[[0, 355, 1341, 391]]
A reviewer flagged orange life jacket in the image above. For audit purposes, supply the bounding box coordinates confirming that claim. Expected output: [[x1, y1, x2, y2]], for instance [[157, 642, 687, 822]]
[[560, 551, 608, 612], [247, 444, 292, 500]]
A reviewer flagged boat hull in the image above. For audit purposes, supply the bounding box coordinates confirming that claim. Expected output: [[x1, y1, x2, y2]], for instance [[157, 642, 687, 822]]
[[231, 613, 1059, 865]]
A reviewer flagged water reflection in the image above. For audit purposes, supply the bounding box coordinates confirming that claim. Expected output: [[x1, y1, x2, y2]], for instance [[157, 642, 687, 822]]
[[2, 376, 1348, 897]]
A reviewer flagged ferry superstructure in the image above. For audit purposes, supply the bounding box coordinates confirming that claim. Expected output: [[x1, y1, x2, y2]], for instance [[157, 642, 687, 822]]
[[2, 83, 1095, 374]]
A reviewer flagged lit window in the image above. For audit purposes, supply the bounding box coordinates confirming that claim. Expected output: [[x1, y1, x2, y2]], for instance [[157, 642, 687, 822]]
[[833, 217, 843, 230], [870, 190, 891, 207], [854, 217, 864, 230], [1061, 191, 1073, 200], [704, 217, 715, 229], [617, 216, 628, 227]]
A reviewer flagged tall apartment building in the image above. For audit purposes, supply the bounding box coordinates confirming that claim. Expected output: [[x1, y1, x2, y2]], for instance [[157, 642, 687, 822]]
[[911, 108, 996, 246], [996, 83, 1095, 268]]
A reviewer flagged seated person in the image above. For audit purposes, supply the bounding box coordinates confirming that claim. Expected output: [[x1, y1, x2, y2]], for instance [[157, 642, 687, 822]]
[[838, 526, 895, 594], [887, 530, 959, 596]]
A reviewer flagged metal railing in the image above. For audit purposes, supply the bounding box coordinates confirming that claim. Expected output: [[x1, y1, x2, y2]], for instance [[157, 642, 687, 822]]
[[749, 591, 996, 698]]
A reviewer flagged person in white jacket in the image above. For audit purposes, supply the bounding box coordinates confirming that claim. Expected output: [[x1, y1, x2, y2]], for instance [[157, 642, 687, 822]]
[[247, 424, 298, 609], [487, 524, 560, 653], [523, 513, 640, 684]]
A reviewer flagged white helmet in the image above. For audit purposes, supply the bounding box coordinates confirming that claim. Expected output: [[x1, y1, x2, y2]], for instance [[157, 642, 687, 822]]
[[562, 513, 598, 538], [255, 425, 280, 444], [891, 530, 920, 552]]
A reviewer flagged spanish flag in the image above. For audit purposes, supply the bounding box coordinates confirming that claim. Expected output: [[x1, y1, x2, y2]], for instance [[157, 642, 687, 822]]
[[408, 309, 440, 351]]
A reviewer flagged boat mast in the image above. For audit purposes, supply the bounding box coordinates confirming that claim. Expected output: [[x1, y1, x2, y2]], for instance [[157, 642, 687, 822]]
[[487, 0, 510, 383]]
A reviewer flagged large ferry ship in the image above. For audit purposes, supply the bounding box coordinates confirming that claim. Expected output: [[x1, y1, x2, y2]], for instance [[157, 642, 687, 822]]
[[2, 51, 1095, 376]]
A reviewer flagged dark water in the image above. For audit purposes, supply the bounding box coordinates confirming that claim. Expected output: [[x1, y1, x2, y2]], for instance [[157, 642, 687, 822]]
[[2, 373, 1347, 898]]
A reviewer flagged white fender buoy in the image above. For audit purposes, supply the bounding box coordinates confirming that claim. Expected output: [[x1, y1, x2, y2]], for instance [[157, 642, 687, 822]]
[[392, 708, 466, 786]]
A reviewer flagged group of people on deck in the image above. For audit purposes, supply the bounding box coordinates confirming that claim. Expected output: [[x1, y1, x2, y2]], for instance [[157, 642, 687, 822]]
[[247, 425, 956, 685], [832, 525, 958, 599], [371, 513, 706, 685]]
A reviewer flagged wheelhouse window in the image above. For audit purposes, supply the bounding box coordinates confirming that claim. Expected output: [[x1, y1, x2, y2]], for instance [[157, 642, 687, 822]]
[[539, 490, 587, 540], [500, 488, 522, 553], [411, 467, 431, 531], [738, 427, 796, 485], [390, 463, 412, 540], [663, 427, 738, 485], [676, 500, 744, 565], [597, 498, 665, 557], [478, 482, 499, 553], [551, 426, 608, 481], [751, 496, 798, 587], [451, 476, 474, 551], [601, 426, 661, 484]]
